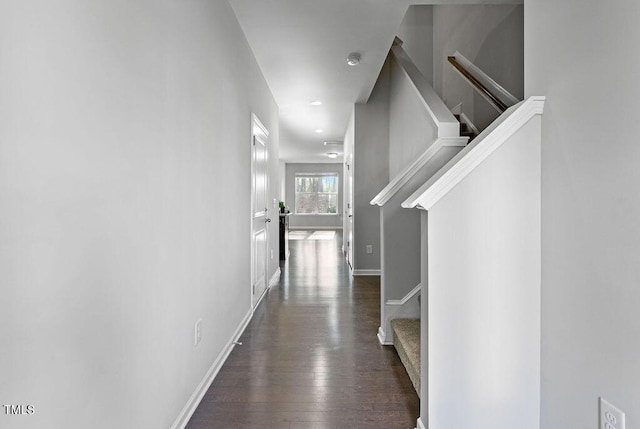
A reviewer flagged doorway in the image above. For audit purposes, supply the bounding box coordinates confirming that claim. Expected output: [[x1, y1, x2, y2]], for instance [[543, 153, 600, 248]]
[[251, 114, 270, 308], [344, 153, 354, 270]]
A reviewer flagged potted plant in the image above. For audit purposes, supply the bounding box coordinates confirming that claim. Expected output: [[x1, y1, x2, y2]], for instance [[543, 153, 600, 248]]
[[279, 201, 286, 213]]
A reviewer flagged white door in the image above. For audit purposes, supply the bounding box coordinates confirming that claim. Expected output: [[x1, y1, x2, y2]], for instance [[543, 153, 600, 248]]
[[251, 116, 270, 308], [344, 154, 354, 270]]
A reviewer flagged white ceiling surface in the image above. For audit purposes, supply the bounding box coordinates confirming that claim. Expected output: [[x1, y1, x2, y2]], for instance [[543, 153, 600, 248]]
[[229, 0, 523, 164], [229, 0, 410, 163]]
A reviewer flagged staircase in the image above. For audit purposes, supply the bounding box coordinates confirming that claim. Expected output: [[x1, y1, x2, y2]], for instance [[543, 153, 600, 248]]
[[390, 318, 421, 397], [455, 114, 477, 143]]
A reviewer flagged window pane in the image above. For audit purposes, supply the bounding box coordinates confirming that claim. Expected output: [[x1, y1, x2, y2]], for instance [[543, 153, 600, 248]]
[[296, 193, 317, 214], [318, 176, 337, 193], [294, 173, 338, 214], [295, 177, 317, 193], [318, 194, 338, 214]]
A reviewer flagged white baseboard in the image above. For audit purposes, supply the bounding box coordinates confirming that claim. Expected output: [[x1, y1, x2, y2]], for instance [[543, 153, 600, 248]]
[[377, 326, 393, 346], [416, 416, 426, 429], [353, 269, 381, 276], [268, 268, 281, 289], [289, 226, 343, 230], [171, 309, 253, 429]]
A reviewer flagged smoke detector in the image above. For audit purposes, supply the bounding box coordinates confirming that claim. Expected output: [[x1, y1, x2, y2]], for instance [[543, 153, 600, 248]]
[[347, 52, 361, 66]]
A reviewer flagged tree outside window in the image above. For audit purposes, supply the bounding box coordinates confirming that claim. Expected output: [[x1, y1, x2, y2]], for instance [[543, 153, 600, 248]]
[[295, 173, 339, 214]]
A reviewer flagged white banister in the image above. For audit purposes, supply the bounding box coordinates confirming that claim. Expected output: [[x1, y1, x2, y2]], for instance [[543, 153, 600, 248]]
[[402, 96, 546, 210], [370, 137, 467, 206]]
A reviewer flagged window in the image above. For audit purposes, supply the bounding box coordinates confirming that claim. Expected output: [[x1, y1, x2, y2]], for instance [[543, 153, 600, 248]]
[[295, 173, 339, 215]]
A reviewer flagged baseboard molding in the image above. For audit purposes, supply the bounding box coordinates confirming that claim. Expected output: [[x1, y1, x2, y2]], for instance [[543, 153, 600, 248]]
[[268, 268, 281, 289], [416, 416, 426, 429], [289, 226, 343, 230], [171, 309, 253, 429], [377, 326, 393, 346], [353, 269, 381, 276]]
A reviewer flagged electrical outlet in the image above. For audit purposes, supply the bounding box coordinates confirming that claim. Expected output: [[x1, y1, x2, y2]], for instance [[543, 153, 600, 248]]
[[600, 398, 625, 429], [194, 319, 203, 346], [366, 245, 373, 254], [270, 249, 274, 259]]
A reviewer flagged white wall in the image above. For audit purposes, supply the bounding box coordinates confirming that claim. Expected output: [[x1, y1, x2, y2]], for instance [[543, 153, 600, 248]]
[[0, 1, 279, 428], [353, 62, 390, 272], [285, 163, 343, 229], [425, 118, 541, 428], [526, 1, 640, 427], [397, 5, 434, 85], [433, 5, 524, 130]]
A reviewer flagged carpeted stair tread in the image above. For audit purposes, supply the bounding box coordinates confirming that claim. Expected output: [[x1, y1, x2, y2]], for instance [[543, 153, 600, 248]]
[[390, 318, 421, 397]]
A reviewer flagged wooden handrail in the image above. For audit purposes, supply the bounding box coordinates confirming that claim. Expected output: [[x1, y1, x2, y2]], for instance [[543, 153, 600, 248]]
[[448, 56, 508, 112]]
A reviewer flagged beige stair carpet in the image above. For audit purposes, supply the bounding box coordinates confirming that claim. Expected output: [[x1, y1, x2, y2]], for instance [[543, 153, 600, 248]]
[[390, 318, 421, 397]]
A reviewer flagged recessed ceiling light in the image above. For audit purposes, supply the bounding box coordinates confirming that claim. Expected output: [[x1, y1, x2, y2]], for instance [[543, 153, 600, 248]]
[[326, 152, 339, 159], [347, 52, 361, 66], [310, 100, 322, 106], [315, 129, 323, 133]]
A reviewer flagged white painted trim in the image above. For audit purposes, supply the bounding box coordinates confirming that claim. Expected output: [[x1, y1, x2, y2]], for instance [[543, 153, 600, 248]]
[[386, 284, 421, 306], [251, 113, 269, 138], [250, 113, 271, 309], [254, 283, 270, 309], [460, 112, 480, 136], [453, 51, 520, 107], [370, 138, 467, 206], [403, 96, 545, 210], [171, 309, 253, 429], [353, 269, 381, 276], [289, 226, 343, 230], [391, 44, 459, 138], [378, 326, 393, 346], [416, 416, 426, 429], [268, 268, 281, 289]]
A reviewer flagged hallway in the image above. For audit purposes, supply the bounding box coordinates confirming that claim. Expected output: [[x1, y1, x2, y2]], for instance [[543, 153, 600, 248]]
[[187, 231, 419, 428]]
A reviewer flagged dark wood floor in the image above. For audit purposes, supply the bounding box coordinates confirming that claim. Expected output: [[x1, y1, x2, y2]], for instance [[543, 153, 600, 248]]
[[186, 230, 419, 429]]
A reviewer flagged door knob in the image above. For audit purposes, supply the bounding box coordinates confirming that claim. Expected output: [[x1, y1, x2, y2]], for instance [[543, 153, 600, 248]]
[[265, 218, 272, 223]]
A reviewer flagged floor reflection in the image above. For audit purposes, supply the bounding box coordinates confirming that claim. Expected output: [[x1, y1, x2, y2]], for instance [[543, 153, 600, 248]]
[[186, 230, 419, 429]]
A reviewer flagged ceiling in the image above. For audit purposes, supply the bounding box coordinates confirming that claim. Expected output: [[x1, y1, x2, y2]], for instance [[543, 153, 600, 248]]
[[228, 0, 413, 163]]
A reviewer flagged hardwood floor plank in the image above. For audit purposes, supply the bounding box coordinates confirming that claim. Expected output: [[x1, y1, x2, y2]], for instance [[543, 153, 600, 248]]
[[186, 231, 419, 428]]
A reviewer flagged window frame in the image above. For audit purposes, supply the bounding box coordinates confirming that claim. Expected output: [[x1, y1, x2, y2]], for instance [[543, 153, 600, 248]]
[[294, 172, 339, 215]]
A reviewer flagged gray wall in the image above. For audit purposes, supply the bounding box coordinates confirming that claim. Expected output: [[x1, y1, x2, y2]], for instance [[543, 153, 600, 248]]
[[0, 2, 279, 428], [389, 56, 440, 178], [397, 5, 434, 85], [285, 163, 343, 229], [526, 0, 640, 427], [352, 61, 391, 272], [433, 5, 524, 130]]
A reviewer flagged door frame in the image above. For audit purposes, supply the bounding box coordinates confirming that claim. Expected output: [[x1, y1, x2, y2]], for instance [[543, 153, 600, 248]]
[[344, 153, 354, 271], [250, 113, 270, 309]]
